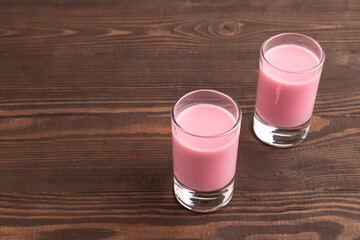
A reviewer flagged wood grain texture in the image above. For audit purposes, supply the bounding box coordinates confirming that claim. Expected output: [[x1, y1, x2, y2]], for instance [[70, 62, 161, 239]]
[[0, 0, 359, 239], [0, 191, 360, 239]]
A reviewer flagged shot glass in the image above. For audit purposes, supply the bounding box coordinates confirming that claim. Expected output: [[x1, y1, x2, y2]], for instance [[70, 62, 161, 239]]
[[253, 33, 325, 147], [171, 89, 242, 212]]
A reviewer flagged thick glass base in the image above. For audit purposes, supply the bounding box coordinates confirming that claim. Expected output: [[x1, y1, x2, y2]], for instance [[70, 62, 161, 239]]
[[174, 175, 234, 213], [253, 110, 310, 148]]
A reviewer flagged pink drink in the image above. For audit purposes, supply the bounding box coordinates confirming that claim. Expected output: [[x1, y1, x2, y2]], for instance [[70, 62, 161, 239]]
[[255, 44, 322, 127], [172, 104, 240, 192]]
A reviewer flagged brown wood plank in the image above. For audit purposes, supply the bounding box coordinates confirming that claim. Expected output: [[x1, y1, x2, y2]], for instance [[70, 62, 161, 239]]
[[0, 114, 358, 193], [0, 191, 359, 239]]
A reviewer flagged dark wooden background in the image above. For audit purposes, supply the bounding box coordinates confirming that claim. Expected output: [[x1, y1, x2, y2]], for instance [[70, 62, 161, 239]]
[[0, 0, 359, 239]]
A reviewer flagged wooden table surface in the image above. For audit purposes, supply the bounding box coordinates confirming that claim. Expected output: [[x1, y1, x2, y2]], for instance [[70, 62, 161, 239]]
[[0, 0, 359, 239]]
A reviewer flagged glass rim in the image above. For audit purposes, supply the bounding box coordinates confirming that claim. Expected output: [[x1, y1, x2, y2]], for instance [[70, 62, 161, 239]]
[[171, 89, 242, 138], [260, 33, 325, 74]]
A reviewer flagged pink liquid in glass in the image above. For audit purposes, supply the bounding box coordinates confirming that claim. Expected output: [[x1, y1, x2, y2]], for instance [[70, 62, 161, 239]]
[[255, 44, 322, 127], [172, 104, 239, 192]]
